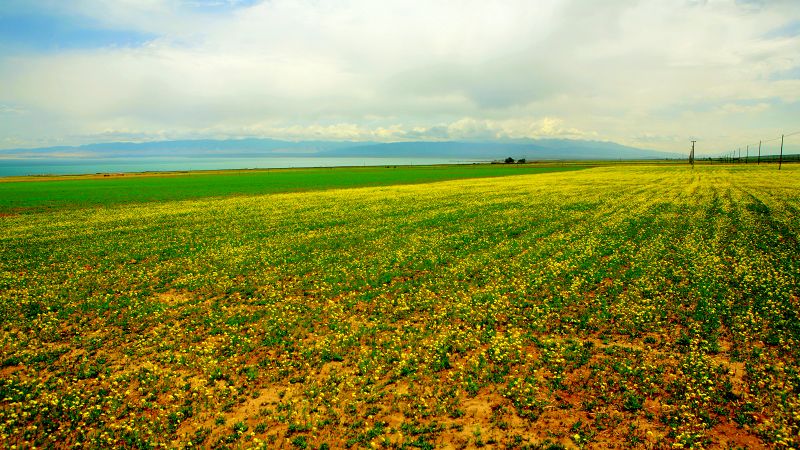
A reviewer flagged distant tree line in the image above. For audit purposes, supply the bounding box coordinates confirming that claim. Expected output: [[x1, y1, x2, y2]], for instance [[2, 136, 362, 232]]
[[498, 157, 526, 164]]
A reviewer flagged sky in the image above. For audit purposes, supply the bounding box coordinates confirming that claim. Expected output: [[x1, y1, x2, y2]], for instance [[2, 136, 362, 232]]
[[0, 0, 798, 156]]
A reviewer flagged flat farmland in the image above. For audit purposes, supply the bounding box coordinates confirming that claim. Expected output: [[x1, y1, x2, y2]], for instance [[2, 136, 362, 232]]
[[0, 164, 583, 214], [1, 165, 799, 448]]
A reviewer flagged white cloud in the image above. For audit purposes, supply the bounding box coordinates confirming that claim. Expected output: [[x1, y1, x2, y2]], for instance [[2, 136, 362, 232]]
[[0, 0, 799, 153], [90, 116, 586, 142], [717, 102, 771, 114]]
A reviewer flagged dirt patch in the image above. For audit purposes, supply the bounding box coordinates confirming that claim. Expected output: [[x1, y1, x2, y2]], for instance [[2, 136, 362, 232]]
[[710, 350, 747, 396], [154, 291, 192, 306], [709, 421, 767, 449]]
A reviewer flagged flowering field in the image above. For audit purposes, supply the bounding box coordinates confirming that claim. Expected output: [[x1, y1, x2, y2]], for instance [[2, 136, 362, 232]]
[[1, 164, 799, 448]]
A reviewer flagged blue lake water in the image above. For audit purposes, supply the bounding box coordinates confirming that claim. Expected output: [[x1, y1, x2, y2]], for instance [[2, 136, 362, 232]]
[[0, 156, 479, 177]]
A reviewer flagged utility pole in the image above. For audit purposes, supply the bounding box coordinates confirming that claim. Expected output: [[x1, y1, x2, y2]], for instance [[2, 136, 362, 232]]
[[779, 134, 784, 171], [745, 145, 749, 164], [690, 140, 696, 169], [758, 140, 761, 165]]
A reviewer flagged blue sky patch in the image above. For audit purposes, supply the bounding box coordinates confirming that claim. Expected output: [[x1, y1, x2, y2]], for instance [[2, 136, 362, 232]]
[[0, 12, 155, 52], [763, 20, 800, 39], [769, 65, 800, 81], [184, 0, 261, 13]]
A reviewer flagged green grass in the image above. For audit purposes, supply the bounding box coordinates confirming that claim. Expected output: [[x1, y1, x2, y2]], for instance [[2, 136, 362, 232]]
[[0, 164, 583, 213]]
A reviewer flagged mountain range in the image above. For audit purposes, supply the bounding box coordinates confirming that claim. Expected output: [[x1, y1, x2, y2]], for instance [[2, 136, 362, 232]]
[[0, 138, 683, 161]]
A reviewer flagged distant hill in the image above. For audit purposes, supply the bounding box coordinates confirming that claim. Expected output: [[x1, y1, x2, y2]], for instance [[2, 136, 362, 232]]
[[319, 139, 680, 160], [0, 138, 681, 161], [1, 138, 358, 159]]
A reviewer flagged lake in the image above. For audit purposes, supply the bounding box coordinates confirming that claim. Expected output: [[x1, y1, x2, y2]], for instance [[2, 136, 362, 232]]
[[0, 156, 480, 177]]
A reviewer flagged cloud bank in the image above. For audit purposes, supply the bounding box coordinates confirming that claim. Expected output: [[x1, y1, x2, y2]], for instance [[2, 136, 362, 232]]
[[0, 0, 799, 155]]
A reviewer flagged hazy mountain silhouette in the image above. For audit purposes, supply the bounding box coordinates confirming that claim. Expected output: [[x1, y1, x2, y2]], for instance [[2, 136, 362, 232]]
[[1, 138, 681, 160]]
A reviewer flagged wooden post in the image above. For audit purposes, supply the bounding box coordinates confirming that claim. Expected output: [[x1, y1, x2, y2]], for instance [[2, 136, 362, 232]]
[[758, 140, 761, 165]]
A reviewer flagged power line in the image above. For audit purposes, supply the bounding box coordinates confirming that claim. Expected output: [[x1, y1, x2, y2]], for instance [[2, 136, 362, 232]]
[[714, 129, 798, 167], [741, 129, 799, 148]]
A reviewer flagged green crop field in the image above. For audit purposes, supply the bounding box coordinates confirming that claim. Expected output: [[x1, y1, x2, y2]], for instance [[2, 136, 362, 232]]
[[1, 164, 799, 448], [0, 164, 583, 214]]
